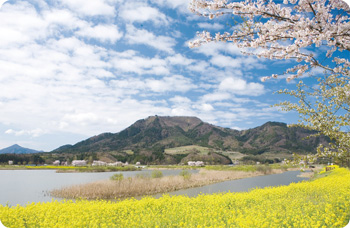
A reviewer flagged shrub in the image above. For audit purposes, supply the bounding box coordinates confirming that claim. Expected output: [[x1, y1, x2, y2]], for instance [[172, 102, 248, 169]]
[[135, 173, 150, 179], [179, 170, 191, 180], [110, 173, 124, 181], [256, 165, 272, 174], [151, 170, 163, 178]]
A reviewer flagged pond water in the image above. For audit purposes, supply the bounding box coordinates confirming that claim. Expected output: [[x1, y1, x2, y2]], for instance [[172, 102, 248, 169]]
[[152, 170, 308, 198], [0, 169, 198, 206], [0, 169, 308, 206]]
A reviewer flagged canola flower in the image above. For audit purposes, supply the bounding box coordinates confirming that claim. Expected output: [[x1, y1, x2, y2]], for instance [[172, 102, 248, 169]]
[[0, 167, 349, 228]]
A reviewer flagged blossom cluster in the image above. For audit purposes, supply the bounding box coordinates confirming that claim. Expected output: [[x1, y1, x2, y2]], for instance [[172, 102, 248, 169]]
[[189, 0, 350, 81]]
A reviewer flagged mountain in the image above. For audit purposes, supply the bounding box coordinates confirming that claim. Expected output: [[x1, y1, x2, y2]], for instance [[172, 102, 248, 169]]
[[52, 116, 329, 164], [0, 144, 42, 154]]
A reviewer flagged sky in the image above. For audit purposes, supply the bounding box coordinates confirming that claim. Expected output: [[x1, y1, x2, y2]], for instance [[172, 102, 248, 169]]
[[0, 0, 349, 151]]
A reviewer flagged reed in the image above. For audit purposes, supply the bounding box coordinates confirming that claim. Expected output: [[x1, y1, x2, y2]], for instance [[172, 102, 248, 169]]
[[51, 169, 283, 200]]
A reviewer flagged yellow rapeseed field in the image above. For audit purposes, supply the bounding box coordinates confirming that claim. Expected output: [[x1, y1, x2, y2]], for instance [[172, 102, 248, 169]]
[[1, 167, 349, 228]]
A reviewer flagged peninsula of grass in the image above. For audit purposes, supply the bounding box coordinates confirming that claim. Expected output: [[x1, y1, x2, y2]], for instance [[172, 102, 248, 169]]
[[51, 168, 285, 200]]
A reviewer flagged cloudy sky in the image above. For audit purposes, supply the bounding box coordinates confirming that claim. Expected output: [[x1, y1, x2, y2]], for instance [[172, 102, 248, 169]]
[[0, 0, 348, 151]]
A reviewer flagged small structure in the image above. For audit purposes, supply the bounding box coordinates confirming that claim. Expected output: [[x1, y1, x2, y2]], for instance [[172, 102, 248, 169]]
[[52, 160, 60, 166], [8, 160, 13, 165], [92, 160, 107, 166], [188, 161, 204, 167], [72, 160, 87, 166], [135, 162, 141, 166]]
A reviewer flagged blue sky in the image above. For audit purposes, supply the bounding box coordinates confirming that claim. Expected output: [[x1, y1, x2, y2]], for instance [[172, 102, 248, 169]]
[[0, 0, 348, 151]]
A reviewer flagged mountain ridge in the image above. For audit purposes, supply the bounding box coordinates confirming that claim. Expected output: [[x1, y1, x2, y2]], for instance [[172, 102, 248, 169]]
[[52, 116, 329, 162], [0, 144, 42, 154]]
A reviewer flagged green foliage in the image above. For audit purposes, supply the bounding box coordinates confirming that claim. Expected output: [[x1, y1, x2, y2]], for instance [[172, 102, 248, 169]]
[[171, 154, 188, 163], [240, 155, 279, 165], [179, 170, 191, 180], [110, 173, 124, 181], [151, 170, 163, 178], [135, 173, 150, 179], [276, 75, 350, 167], [255, 165, 272, 174]]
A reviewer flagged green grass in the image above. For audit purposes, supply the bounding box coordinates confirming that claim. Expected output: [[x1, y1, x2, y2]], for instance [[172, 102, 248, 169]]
[[164, 145, 212, 155], [205, 164, 294, 172], [147, 165, 198, 169]]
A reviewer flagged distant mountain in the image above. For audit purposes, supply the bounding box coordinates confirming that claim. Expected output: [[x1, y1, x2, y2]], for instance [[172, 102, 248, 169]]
[[52, 116, 329, 164], [0, 144, 42, 154]]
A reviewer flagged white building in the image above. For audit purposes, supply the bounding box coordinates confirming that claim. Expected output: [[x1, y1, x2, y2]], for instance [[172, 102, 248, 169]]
[[72, 160, 87, 166], [8, 160, 13, 165]]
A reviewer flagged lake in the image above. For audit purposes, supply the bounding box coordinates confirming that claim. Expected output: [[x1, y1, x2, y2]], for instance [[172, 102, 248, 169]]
[[0, 169, 308, 206], [152, 170, 308, 198]]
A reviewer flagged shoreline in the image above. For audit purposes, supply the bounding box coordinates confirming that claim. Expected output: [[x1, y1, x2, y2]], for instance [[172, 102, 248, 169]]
[[50, 168, 300, 200]]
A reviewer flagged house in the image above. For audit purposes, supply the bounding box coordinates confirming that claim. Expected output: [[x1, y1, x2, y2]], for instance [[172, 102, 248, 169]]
[[8, 160, 13, 165], [72, 160, 87, 166]]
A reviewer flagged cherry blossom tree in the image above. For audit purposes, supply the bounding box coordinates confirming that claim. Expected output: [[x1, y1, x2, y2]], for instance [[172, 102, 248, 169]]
[[189, 0, 350, 166]]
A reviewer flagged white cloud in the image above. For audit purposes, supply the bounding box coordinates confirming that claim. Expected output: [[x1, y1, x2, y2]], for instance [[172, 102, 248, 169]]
[[125, 25, 176, 53], [0, 0, 297, 151], [5, 128, 46, 137], [62, 112, 100, 127], [59, 0, 115, 16], [146, 75, 196, 93], [219, 77, 265, 96], [111, 53, 169, 75], [76, 24, 123, 43], [194, 42, 242, 57], [194, 103, 214, 112], [198, 22, 224, 30], [151, 0, 189, 10], [120, 3, 169, 25], [201, 92, 232, 102], [166, 54, 194, 66], [170, 96, 192, 104], [211, 55, 242, 68], [0, 2, 48, 45]]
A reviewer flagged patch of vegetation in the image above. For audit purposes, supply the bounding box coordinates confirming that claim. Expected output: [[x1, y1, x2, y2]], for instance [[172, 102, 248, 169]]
[[151, 170, 163, 178], [179, 170, 191, 180], [110, 173, 124, 181]]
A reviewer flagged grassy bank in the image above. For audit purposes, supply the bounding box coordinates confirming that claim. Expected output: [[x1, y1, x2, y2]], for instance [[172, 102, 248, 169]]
[[0, 165, 27, 170], [1, 168, 349, 227], [205, 164, 293, 172], [51, 169, 283, 200]]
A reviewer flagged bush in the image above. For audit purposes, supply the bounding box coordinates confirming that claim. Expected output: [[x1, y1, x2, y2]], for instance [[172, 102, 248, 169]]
[[110, 173, 124, 181], [179, 170, 191, 180], [256, 165, 272, 174], [151, 170, 163, 178], [135, 173, 150, 179]]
